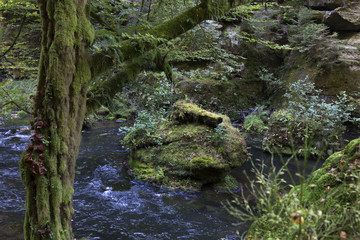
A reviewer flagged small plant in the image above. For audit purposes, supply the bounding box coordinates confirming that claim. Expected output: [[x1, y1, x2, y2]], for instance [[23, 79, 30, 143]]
[[120, 110, 164, 149], [287, 10, 339, 72], [258, 67, 285, 96], [213, 123, 229, 143], [243, 106, 270, 133]]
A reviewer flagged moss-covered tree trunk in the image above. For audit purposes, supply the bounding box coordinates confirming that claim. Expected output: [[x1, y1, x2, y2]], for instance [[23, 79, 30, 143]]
[[20, 0, 94, 239]]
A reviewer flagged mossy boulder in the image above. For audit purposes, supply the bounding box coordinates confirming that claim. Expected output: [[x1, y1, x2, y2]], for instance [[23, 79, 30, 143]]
[[296, 137, 360, 204], [127, 101, 249, 190], [285, 32, 360, 97]]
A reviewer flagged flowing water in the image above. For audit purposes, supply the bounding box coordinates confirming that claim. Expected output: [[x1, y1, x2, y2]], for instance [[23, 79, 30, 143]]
[[1, 119, 357, 239], [0, 119, 246, 240]]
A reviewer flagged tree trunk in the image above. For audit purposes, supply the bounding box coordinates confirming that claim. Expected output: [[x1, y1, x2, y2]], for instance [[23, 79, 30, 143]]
[[19, 0, 243, 239], [20, 0, 94, 239]]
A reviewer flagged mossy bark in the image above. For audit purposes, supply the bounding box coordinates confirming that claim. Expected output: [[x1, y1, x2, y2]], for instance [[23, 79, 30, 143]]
[[20, 0, 94, 239], [90, 0, 240, 80]]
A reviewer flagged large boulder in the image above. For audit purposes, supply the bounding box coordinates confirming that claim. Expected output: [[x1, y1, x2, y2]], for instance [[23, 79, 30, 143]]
[[127, 101, 249, 190], [307, 0, 344, 10], [323, 3, 360, 31]]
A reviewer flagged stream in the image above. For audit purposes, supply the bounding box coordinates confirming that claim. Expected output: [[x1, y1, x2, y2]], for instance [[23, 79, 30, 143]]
[[1, 119, 357, 239], [0, 119, 246, 240]]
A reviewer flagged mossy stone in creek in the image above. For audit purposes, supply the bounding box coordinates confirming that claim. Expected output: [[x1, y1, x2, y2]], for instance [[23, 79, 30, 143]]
[[128, 101, 249, 191]]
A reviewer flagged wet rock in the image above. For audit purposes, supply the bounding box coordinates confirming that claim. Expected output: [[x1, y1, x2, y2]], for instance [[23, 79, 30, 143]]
[[127, 102, 249, 191], [323, 2, 360, 31], [307, 0, 344, 10]]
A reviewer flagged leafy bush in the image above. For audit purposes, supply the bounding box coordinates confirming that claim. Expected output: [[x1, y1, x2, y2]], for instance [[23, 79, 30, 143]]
[[258, 67, 285, 97], [109, 71, 181, 119], [119, 110, 164, 149], [264, 77, 356, 156], [287, 11, 339, 72], [244, 114, 267, 133], [0, 79, 35, 117], [243, 106, 270, 133]]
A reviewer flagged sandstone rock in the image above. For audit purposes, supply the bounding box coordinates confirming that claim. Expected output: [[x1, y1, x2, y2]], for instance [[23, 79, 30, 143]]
[[307, 0, 344, 10], [323, 3, 360, 31]]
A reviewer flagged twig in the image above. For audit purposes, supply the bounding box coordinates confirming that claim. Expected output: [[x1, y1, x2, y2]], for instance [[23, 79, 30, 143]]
[[0, 15, 27, 59], [0, 87, 32, 114]]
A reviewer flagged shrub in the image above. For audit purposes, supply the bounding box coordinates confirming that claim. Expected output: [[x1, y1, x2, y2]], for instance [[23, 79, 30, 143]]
[[119, 110, 164, 149], [264, 77, 356, 157], [288, 14, 339, 72]]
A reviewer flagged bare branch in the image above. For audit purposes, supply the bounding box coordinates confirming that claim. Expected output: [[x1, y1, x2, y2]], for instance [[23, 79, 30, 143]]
[[0, 15, 27, 59]]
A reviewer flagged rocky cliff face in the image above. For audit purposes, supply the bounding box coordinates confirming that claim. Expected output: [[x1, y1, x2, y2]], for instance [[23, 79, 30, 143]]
[[307, 0, 345, 10], [309, 0, 360, 95], [286, 1, 360, 96]]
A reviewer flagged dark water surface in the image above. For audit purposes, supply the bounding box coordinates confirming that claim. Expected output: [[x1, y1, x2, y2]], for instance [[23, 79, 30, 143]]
[[2, 119, 356, 239], [0, 120, 245, 240]]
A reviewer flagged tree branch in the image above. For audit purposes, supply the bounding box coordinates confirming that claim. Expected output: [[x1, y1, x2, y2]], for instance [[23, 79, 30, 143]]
[[0, 15, 26, 59], [87, 49, 171, 112], [90, 11, 117, 32], [88, 0, 243, 111], [0, 87, 32, 114], [90, 0, 241, 79]]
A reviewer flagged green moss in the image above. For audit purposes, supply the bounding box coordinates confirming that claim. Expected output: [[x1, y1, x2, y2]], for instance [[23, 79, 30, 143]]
[[128, 103, 248, 190], [53, 0, 77, 48], [36, 176, 50, 226], [344, 137, 360, 155], [75, 8, 95, 46], [172, 100, 223, 127], [191, 155, 217, 168], [213, 174, 239, 192], [73, 57, 91, 94]]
